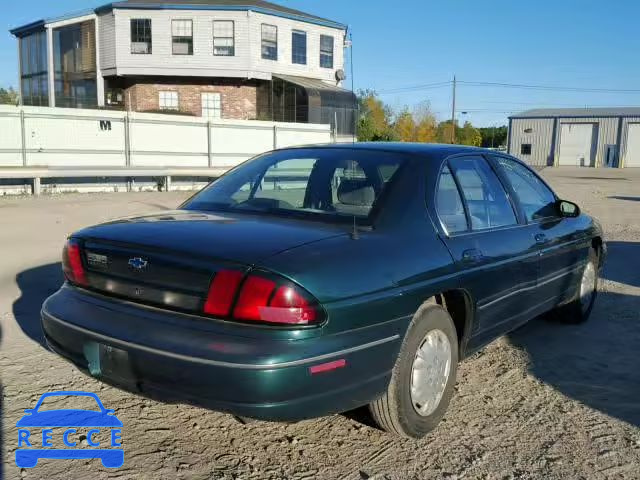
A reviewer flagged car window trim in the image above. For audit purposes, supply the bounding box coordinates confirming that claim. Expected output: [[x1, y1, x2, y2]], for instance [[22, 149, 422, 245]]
[[446, 154, 520, 234], [483, 153, 527, 225], [184, 148, 412, 228], [441, 160, 472, 235], [488, 153, 561, 225]]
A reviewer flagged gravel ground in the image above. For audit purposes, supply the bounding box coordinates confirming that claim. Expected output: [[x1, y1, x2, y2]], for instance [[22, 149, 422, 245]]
[[1, 167, 639, 480]]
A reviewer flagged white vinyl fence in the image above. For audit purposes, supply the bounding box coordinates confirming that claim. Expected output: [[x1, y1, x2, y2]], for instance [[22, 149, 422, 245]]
[[0, 105, 333, 194]]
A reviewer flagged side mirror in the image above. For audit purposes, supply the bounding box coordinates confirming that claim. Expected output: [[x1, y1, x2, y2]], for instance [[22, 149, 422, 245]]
[[557, 200, 580, 218]]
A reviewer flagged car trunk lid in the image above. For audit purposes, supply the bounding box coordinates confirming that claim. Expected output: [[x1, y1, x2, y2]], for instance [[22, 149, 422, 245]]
[[73, 210, 346, 314]]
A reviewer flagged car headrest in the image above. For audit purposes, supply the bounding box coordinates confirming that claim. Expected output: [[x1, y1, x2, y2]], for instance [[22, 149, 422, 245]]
[[337, 178, 375, 206]]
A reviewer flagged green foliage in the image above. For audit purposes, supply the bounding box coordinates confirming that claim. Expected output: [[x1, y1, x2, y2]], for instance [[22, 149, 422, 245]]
[[357, 89, 397, 141], [478, 126, 508, 148], [356, 90, 504, 147], [436, 120, 458, 144], [459, 121, 482, 146], [0, 87, 19, 105], [393, 109, 417, 142]]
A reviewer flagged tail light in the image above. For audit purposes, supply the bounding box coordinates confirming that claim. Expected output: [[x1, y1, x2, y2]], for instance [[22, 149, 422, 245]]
[[204, 270, 323, 326], [62, 239, 88, 286], [203, 270, 243, 316]]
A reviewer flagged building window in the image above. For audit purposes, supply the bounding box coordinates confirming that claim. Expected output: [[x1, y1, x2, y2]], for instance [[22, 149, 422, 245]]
[[53, 20, 97, 108], [261, 24, 277, 60], [131, 19, 152, 54], [159, 91, 179, 110], [172, 20, 193, 55], [19, 30, 49, 106], [521, 144, 532, 155], [213, 21, 234, 56], [320, 35, 334, 69], [201, 92, 222, 119], [292, 30, 307, 65]]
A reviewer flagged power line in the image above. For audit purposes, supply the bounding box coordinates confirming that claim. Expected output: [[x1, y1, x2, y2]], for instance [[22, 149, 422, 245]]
[[458, 80, 640, 94], [377, 81, 451, 94], [376, 79, 640, 95]]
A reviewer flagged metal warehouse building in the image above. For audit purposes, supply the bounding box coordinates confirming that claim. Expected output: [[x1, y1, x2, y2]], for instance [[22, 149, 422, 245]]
[[508, 107, 640, 168]]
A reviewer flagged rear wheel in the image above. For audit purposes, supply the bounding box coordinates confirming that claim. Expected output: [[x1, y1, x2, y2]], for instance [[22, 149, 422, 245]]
[[551, 248, 599, 324], [369, 302, 458, 438]]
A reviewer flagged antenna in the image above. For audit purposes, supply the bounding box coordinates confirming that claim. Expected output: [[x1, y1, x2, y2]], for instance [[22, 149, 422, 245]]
[[348, 29, 356, 143], [350, 215, 360, 240]]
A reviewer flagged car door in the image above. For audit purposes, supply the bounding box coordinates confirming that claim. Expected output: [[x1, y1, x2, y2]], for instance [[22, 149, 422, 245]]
[[489, 155, 591, 307], [435, 155, 539, 338]]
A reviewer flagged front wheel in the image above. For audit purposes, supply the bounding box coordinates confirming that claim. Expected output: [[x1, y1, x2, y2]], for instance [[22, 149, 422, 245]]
[[551, 248, 599, 324], [369, 303, 458, 438]]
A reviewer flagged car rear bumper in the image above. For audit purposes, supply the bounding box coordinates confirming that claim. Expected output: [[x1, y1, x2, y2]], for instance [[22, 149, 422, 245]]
[[41, 286, 405, 421]]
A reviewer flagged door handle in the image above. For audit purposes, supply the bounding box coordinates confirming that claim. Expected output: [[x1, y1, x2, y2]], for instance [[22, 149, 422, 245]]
[[535, 233, 548, 245], [462, 249, 484, 263]]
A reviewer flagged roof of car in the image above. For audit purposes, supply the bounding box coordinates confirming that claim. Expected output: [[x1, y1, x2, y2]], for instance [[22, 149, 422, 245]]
[[285, 142, 488, 158]]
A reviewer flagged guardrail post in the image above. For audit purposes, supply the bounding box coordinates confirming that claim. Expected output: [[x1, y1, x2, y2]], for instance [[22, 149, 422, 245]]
[[207, 121, 213, 168], [32, 177, 41, 196], [20, 109, 27, 166], [165, 176, 172, 193], [124, 113, 131, 167], [273, 125, 278, 150]]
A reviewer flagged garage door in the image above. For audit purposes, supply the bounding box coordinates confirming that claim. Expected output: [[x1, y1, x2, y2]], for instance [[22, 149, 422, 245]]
[[624, 123, 640, 167], [558, 123, 596, 167]]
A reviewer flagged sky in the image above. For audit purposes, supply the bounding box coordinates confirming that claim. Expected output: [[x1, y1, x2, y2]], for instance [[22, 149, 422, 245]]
[[4, 0, 640, 126]]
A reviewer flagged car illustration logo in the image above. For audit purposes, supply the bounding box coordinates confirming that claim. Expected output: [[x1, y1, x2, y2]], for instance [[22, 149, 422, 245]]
[[128, 257, 148, 270], [15, 391, 124, 469]]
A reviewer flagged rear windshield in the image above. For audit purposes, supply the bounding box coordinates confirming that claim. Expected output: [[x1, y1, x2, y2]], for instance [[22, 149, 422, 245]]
[[183, 148, 406, 224]]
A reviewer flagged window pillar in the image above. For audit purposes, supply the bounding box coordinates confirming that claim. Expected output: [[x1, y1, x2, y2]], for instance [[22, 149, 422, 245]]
[[16, 36, 22, 105], [95, 18, 105, 107], [47, 27, 56, 107], [46, 26, 55, 107]]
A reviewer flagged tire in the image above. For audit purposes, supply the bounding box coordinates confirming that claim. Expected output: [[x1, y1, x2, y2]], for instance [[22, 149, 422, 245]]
[[551, 248, 599, 324], [369, 302, 458, 438]]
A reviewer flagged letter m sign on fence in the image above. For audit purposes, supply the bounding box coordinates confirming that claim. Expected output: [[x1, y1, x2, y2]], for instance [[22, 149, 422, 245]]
[[99, 120, 112, 131]]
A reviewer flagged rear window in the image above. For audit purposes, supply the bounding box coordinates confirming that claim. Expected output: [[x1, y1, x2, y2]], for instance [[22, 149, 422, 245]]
[[183, 149, 406, 223]]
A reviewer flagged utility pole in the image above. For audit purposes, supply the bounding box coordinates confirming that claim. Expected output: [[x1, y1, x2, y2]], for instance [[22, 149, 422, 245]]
[[450, 75, 456, 144]]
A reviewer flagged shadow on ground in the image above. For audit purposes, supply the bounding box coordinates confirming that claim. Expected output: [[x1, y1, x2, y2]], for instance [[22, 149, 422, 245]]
[[13, 262, 63, 348], [509, 241, 640, 427], [601, 241, 640, 288], [609, 195, 640, 202]]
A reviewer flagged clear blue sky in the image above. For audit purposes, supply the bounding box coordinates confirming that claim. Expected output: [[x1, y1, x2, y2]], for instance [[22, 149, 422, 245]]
[[4, 0, 640, 126]]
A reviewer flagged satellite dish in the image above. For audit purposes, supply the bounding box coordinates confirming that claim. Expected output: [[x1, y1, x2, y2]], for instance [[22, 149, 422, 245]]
[[335, 69, 346, 82]]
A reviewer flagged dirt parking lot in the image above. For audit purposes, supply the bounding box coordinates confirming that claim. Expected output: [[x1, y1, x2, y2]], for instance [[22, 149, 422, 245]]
[[1, 167, 639, 480]]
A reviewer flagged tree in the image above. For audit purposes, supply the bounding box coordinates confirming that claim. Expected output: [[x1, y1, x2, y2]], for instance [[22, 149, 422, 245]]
[[357, 89, 396, 141], [393, 109, 416, 142], [459, 121, 482, 146], [413, 102, 437, 143], [478, 126, 508, 148], [436, 120, 458, 144], [0, 87, 18, 105]]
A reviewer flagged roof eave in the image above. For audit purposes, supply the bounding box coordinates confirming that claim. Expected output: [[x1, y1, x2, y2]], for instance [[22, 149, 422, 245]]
[[10, 2, 347, 38], [108, 3, 346, 29], [10, 7, 100, 37], [10, 20, 46, 37]]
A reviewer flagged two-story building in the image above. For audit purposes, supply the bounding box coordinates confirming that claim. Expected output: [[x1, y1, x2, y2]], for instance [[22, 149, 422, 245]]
[[10, 0, 355, 135]]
